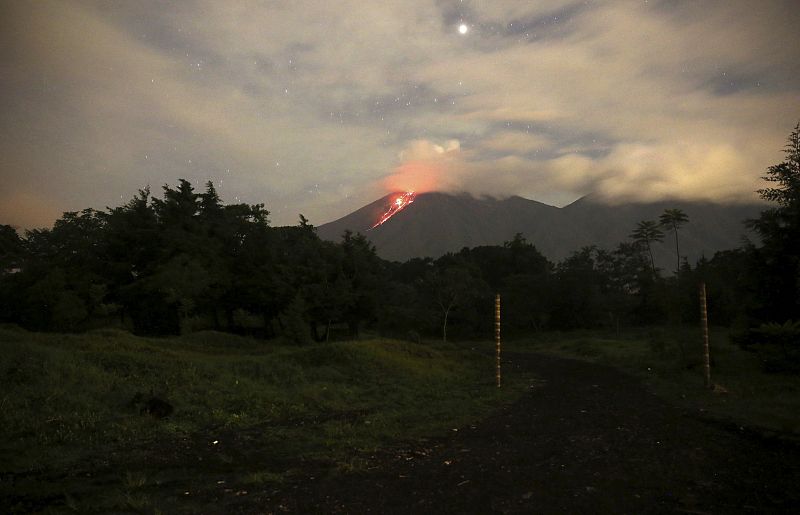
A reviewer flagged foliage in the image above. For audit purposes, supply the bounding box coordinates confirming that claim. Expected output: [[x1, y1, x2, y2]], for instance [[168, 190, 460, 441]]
[[0, 174, 715, 339], [659, 208, 689, 274], [630, 220, 665, 276], [423, 259, 488, 342], [732, 320, 800, 373], [757, 123, 800, 208], [3, 118, 800, 343], [0, 224, 25, 272], [747, 122, 800, 324]]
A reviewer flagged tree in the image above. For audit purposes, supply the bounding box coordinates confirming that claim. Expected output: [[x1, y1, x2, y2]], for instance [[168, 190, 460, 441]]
[[0, 225, 25, 323], [0, 225, 24, 273], [630, 220, 664, 276], [757, 122, 800, 209], [596, 244, 649, 331], [551, 247, 604, 329], [102, 188, 162, 331], [500, 235, 553, 333], [424, 263, 486, 342], [659, 209, 689, 274], [225, 202, 281, 333], [12, 209, 110, 330], [747, 122, 800, 323], [339, 231, 382, 338]]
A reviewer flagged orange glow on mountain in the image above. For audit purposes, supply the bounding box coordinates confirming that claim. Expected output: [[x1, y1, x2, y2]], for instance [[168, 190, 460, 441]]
[[384, 161, 448, 194], [370, 191, 416, 229]]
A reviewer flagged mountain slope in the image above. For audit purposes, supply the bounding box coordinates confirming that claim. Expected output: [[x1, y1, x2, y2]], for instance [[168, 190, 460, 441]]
[[562, 195, 762, 264], [317, 192, 764, 266]]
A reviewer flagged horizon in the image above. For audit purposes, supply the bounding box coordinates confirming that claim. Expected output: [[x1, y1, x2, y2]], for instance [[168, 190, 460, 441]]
[[2, 184, 771, 233]]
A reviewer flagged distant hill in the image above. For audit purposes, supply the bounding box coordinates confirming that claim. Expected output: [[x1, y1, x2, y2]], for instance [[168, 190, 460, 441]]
[[316, 192, 764, 267]]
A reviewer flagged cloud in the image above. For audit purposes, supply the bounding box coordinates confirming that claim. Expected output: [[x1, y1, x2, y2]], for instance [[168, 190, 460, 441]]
[[479, 132, 553, 155], [391, 137, 767, 207], [383, 139, 463, 193], [545, 141, 762, 204], [1, 0, 797, 229], [0, 0, 398, 227], [387, 0, 798, 206]]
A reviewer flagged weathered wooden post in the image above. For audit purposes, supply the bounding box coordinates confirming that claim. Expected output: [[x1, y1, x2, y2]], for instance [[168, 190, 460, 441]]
[[699, 282, 711, 388], [495, 293, 501, 388]]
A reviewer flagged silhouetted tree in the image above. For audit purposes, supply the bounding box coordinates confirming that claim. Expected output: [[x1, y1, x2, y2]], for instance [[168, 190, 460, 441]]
[[747, 122, 800, 323], [225, 203, 281, 333], [630, 220, 664, 276], [102, 188, 163, 332], [0, 224, 24, 273], [550, 247, 604, 329], [339, 230, 383, 338], [595, 245, 641, 331], [0, 225, 26, 323], [14, 209, 109, 330], [424, 262, 486, 342], [5, 175, 776, 338], [500, 235, 553, 332], [695, 249, 753, 326], [659, 209, 689, 274]]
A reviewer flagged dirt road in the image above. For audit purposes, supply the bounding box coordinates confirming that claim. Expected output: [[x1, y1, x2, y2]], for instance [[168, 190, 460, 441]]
[[253, 353, 800, 514]]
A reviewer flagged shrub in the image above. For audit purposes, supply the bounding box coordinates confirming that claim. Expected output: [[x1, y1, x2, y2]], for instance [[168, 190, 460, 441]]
[[733, 320, 800, 373]]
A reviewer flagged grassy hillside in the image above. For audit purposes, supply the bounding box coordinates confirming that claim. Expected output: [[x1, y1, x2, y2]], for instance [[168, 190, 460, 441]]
[[1, 327, 529, 514]]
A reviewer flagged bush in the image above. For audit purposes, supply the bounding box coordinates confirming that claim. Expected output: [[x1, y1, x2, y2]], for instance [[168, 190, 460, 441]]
[[733, 320, 800, 373]]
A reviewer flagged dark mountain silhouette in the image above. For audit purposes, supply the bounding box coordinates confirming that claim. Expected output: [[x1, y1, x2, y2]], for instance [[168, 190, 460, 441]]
[[317, 192, 764, 267]]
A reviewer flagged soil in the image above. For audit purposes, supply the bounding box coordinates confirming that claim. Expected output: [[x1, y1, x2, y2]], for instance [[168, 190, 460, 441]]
[[248, 353, 800, 514]]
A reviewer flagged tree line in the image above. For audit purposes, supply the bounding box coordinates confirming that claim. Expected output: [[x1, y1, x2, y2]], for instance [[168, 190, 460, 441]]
[[1, 125, 798, 347]]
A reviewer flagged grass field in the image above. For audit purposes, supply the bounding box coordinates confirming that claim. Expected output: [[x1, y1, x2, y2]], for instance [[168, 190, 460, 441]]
[[505, 326, 800, 440], [0, 326, 532, 514], [4, 325, 798, 513]]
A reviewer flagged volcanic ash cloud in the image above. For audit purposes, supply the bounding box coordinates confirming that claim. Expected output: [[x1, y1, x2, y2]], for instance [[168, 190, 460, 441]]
[[384, 139, 463, 194]]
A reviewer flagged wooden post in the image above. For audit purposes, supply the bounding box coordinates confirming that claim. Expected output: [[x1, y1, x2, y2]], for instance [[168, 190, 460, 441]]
[[495, 293, 501, 388], [699, 282, 711, 389]]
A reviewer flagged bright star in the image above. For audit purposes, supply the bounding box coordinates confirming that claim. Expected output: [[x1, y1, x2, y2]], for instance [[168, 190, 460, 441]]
[[458, 23, 468, 35]]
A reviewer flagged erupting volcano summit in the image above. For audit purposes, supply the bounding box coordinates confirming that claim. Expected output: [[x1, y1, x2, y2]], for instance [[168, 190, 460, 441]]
[[317, 191, 763, 266], [370, 191, 416, 229]]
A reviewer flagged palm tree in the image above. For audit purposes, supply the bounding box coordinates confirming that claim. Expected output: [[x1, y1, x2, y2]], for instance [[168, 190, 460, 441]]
[[659, 209, 689, 274], [630, 220, 664, 275]]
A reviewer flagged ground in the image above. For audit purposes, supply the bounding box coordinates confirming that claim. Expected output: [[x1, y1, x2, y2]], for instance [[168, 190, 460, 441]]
[[5, 349, 799, 514], [251, 353, 800, 514]]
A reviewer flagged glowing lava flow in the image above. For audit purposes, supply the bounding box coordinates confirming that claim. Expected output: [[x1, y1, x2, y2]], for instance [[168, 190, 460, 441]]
[[370, 191, 416, 229]]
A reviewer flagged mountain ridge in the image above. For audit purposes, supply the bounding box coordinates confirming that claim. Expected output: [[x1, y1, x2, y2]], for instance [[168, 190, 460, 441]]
[[317, 192, 764, 267]]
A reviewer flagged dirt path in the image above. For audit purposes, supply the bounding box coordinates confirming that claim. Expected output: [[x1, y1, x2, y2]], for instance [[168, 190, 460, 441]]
[[252, 353, 799, 514]]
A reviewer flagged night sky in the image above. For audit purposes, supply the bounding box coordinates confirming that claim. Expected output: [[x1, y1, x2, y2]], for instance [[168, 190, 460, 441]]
[[2, 1, 799, 230]]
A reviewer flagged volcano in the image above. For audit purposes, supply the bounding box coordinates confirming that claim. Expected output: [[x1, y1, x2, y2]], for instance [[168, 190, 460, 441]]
[[316, 192, 764, 266]]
